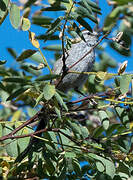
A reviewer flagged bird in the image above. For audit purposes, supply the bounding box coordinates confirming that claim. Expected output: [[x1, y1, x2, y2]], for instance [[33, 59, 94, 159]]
[[53, 30, 98, 92]]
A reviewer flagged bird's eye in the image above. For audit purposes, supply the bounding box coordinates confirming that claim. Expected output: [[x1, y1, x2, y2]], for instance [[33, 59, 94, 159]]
[[87, 32, 91, 35]]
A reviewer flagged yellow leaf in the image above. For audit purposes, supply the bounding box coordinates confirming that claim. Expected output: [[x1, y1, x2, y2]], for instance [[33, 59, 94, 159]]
[[62, 0, 75, 12], [95, 71, 107, 84], [29, 31, 40, 48], [1, 160, 10, 178], [21, 17, 31, 31], [127, 153, 133, 161], [11, 110, 21, 122], [1, 161, 10, 169], [0, 156, 15, 162], [14, 88, 39, 102], [130, 122, 133, 129], [48, 0, 56, 4], [24, 88, 39, 98], [96, 71, 107, 80]]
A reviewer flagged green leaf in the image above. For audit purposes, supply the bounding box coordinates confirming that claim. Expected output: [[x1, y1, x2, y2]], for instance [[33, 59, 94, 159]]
[[54, 101, 61, 119], [86, 0, 101, 10], [42, 5, 66, 11], [105, 159, 116, 178], [17, 128, 34, 153], [99, 110, 108, 120], [43, 44, 62, 51], [110, 32, 131, 56], [109, 6, 124, 18], [117, 161, 130, 176], [2, 77, 30, 84], [0, 82, 6, 91], [72, 22, 85, 41], [32, 16, 53, 25], [35, 74, 60, 81], [96, 161, 105, 172], [9, 3, 21, 29], [80, 126, 89, 139], [7, 47, 17, 59], [67, 121, 81, 135], [0, 91, 9, 102], [115, 106, 129, 128], [73, 159, 81, 175], [103, 6, 126, 32], [102, 120, 109, 130], [61, 0, 70, 3], [103, 18, 116, 32], [46, 17, 63, 35], [24, 0, 38, 8], [76, 16, 92, 32], [0, 124, 2, 139], [43, 131, 58, 151], [36, 34, 59, 40], [27, 107, 37, 117], [2, 125, 19, 157], [21, 64, 41, 76], [78, 0, 93, 14], [65, 151, 76, 158], [54, 92, 68, 111], [0, 60, 6, 65], [93, 126, 104, 138], [45, 143, 56, 155], [48, 131, 58, 144], [120, 74, 131, 94], [59, 129, 71, 145], [66, 157, 74, 172], [16, 49, 37, 61], [7, 86, 30, 101], [44, 155, 56, 174], [95, 71, 107, 83], [30, 52, 44, 63], [0, 0, 8, 19], [75, 6, 98, 24], [113, 0, 133, 5], [99, 110, 109, 130], [43, 84, 56, 100], [106, 124, 120, 137], [0, 70, 9, 76], [91, 6, 102, 15], [34, 93, 43, 107], [99, 52, 117, 70], [89, 153, 115, 178]]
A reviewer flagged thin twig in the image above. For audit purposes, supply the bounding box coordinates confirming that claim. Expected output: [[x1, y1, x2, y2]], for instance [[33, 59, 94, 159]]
[[0, 110, 41, 141], [38, 48, 52, 74], [61, 1, 75, 73], [58, 129, 81, 146], [68, 31, 110, 70], [55, 2, 75, 89]]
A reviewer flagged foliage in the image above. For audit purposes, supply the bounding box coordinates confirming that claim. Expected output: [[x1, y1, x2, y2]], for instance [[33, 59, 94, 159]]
[[0, 0, 133, 179]]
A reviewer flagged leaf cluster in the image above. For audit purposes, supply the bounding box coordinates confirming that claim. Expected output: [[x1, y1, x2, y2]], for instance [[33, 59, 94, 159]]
[[0, 0, 133, 179]]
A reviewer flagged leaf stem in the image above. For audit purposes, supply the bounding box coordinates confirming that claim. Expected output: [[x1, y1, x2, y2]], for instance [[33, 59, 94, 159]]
[[38, 47, 52, 74]]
